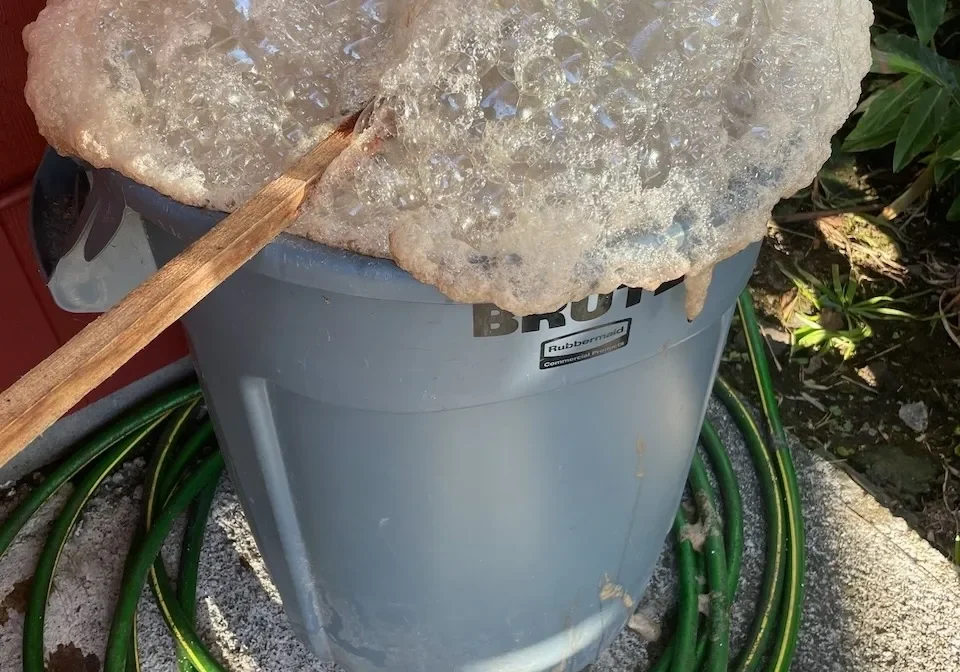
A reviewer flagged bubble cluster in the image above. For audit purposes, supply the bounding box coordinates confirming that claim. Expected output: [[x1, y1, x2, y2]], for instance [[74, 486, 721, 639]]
[[25, 0, 873, 314], [25, 0, 395, 208]]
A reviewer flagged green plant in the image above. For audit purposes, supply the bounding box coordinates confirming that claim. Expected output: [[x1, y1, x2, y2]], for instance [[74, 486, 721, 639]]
[[843, 0, 960, 220], [778, 262, 919, 358]]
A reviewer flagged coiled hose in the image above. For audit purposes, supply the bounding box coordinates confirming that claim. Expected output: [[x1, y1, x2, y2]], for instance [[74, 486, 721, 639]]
[[0, 290, 804, 672]]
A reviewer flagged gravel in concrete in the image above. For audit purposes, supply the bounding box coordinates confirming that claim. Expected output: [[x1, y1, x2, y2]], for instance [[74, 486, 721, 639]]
[[594, 400, 960, 671], [2, 399, 959, 671]]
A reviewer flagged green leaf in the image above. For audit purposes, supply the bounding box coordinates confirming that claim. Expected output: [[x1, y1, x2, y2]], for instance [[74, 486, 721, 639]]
[[844, 273, 859, 305], [854, 87, 884, 115], [909, 0, 948, 45], [936, 129, 960, 160], [855, 295, 902, 306], [868, 307, 918, 319], [795, 314, 824, 330], [796, 329, 831, 350], [843, 125, 903, 153], [831, 264, 843, 298], [793, 264, 827, 293], [789, 280, 820, 307], [776, 261, 822, 306], [843, 75, 929, 153], [934, 158, 960, 184], [949, 193, 960, 221], [940, 104, 960, 141], [873, 33, 958, 90], [893, 86, 951, 171]]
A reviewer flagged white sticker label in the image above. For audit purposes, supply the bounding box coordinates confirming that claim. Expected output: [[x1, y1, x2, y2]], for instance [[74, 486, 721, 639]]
[[539, 319, 632, 369]]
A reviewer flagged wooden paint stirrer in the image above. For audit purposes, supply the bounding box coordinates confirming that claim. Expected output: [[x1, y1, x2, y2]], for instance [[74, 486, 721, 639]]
[[0, 110, 362, 469]]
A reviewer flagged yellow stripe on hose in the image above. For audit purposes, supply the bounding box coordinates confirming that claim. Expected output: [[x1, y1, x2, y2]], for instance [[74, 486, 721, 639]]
[[45, 417, 170, 604], [145, 400, 200, 526], [736, 291, 805, 672], [144, 400, 214, 672], [150, 574, 210, 671], [132, 618, 142, 672], [134, 405, 197, 672], [716, 378, 786, 671], [772, 452, 803, 671]]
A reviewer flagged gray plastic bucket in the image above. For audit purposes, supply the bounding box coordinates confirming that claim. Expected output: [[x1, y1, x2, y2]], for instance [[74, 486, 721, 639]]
[[32, 148, 759, 672]]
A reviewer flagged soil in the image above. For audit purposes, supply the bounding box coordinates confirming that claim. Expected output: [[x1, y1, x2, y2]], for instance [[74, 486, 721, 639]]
[[46, 643, 100, 672], [0, 577, 30, 627], [722, 202, 960, 559], [718, 0, 960, 556]]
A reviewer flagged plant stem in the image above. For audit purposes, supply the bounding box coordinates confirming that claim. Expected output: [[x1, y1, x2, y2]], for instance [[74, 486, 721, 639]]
[[883, 165, 935, 220], [773, 204, 884, 224]]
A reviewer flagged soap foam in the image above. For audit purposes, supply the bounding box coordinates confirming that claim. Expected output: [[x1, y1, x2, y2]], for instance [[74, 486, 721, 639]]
[[24, 0, 873, 314]]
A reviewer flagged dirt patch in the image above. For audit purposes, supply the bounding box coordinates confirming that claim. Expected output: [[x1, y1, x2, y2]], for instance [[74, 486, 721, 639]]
[[725, 213, 960, 558], [0, 577, 32, 626], [47, 643, 100, 672]]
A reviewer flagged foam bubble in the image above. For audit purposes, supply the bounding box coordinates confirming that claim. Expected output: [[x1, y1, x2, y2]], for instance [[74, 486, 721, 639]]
[[25, 0, 873, 314]]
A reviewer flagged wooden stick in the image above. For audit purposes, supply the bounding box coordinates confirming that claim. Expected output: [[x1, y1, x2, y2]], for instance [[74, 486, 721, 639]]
[[0, 113, 359, 469]]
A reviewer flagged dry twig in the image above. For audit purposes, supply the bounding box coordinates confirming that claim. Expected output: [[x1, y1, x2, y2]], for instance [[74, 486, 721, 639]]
[[773, 204, 884, 224], [940, 289, 960, 350]]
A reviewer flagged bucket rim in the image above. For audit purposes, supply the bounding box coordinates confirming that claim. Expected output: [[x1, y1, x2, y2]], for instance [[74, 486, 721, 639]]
[[105, 164, 456, 304]]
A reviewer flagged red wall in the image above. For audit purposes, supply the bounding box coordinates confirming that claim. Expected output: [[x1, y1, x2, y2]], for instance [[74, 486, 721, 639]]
[[0, 2, 189, 411]]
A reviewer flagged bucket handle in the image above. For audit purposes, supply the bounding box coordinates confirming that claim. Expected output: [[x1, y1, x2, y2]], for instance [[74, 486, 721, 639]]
[[29, 147, 158, 313]]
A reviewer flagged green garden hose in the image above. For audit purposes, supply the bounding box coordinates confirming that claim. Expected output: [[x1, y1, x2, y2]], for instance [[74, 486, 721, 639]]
[[0, 385, 201, 561], [104, 451, 225, 672], [636, 290, 803, 672], [699, 418, 744, 602], [124, 412, 215, 672], [652, 434, 741, 672], [688, 453, 730, 672], [714, 377, 787, 672], [127, 400, 200, 672], [736, 293, 806, 672], [149, 417, 221, 672], [21, 415, 172, 672], [176, 477, 220, 672], [662, 508, 701, 672], [0, 289, 805, 672], [142, 417, 227, 672]]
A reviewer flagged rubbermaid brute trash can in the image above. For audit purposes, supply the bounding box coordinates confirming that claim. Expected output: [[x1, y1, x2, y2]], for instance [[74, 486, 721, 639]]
[[32, 149, 759, 672]]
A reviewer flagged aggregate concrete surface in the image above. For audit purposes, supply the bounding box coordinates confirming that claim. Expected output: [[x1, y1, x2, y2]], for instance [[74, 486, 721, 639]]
[[2, 399, 959, 671]]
